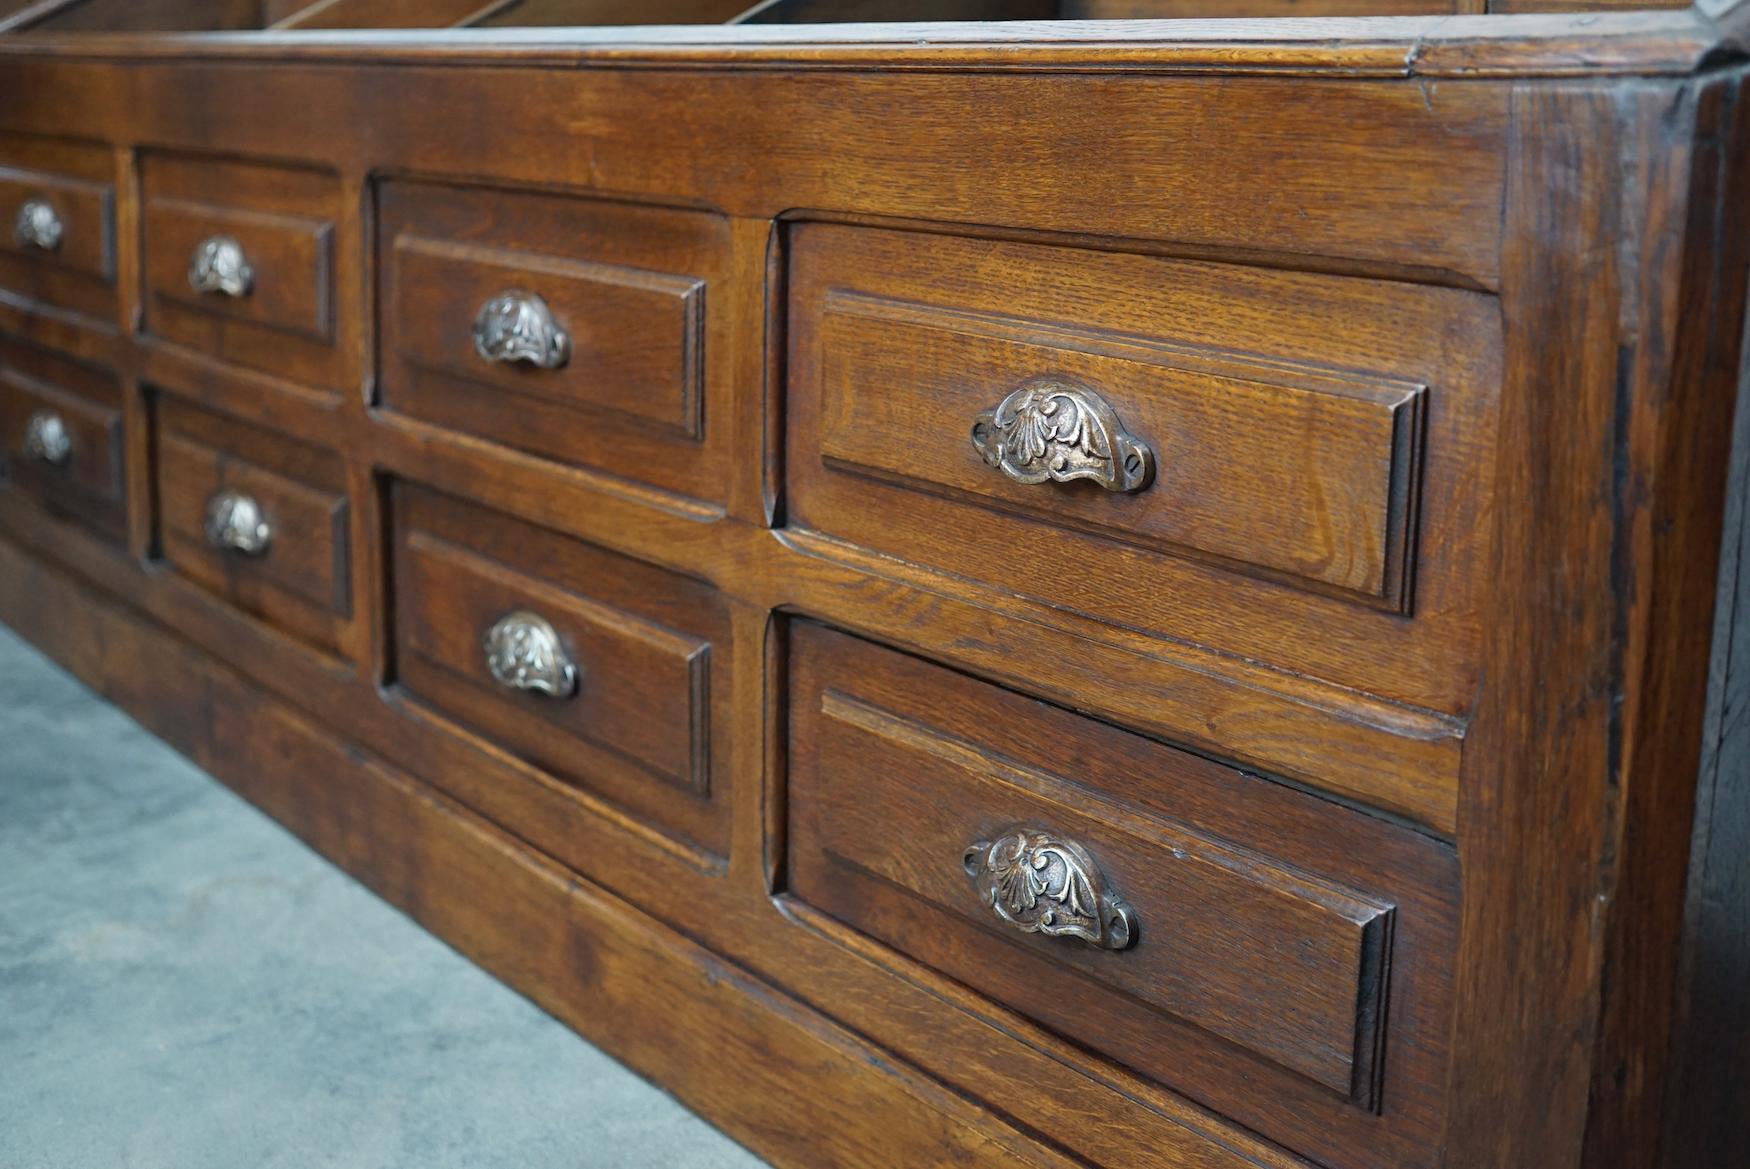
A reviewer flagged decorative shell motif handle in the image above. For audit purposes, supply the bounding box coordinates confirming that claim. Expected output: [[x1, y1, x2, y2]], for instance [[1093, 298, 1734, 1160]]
[[14, 199, 63, 252], [23, 411, 71, 466], [472, 290, 571, 371], [970, 377, 1154, 494], [483, 610, 580, 699], [188, 235, 254, 298], [963, 826, 1137, 950], [204, 490, 272, 556]]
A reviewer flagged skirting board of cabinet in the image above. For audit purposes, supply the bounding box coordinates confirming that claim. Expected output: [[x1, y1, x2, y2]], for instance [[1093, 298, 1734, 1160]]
[[0, 533, 1089, 1169]]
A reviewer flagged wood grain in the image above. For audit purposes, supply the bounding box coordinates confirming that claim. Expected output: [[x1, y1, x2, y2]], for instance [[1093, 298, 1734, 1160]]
[[788, 622, 1426, 1114], [0, 331, 123, 541], [391, 482, 736, 859], [787, 222, 1495, 717], [377, 180, 745, 506], [0, 129, 115, 327], [0, 20, 1747, 1169], [154, 390, 353, 657], [141, 152, 350, 392]]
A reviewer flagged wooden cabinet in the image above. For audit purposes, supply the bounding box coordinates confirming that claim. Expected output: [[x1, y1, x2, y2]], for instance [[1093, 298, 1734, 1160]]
[[0, 334, 123, 542], [0, 132, 115, 329], [786, 621, 1460, 1168], [388, 482, 735, 860], [377, 182, 738, 502], [0, 9, 1746, 1169], [142, 153, 348, 393], [153, 392, 353, 657]]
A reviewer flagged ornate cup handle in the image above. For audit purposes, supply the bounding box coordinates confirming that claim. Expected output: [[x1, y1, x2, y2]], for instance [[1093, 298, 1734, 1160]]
[[14, 199, 63, 252], [472, 290, 571, 370], [188, 235, 254, 298], [970, 377, 1154, 494], [204, 490, 272, 556], [964, 825, 1137, 950], [483, 610, 580, 699], [23, 411, 71, 466]]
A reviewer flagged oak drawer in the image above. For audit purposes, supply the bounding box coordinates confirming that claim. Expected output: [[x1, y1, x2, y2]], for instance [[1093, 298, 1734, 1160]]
[[0, 335, 124, 544], [0, 132, 116, 327], [389, 483, 732, 857], [142, 154, 345, 391], [153, 394, 352, 656], [786, 622, 1460, 1169], [378, 182, 731, 501], [786, 224, 1501, 715]]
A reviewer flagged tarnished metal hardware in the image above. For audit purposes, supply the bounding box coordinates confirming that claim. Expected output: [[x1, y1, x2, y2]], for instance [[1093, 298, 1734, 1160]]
[[23, 411, 71, 466], [971, 377, 1153, 494], [14, 199, 63, 252], [188, 235, 254, 298], [964, 825, 1137, 950], [472, 290, 571, 370], [204, 490, 272, 556], [483, 610, 580, 699]]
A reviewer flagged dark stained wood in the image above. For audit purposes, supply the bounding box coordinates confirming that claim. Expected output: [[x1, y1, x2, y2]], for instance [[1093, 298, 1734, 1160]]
[[1580, 70, 1750, 1169], [0, 538, 1091, 1169], [800, 241, 1428, 607], [390, 482, 736, 859], [787, 223, 1496, 726], [0, 129, 115, 328], [0, 61, 1513, 288], [141, 152, 350, 395], [0, 16, 1746, 1169], [788, 621, 1461, 1166], [378, 181, 736, 502], [1439, 76, 1747, 1169], [1437, 80, 1627, 1169], [0, 331, 123, 541], [153, 390, 354, 658]]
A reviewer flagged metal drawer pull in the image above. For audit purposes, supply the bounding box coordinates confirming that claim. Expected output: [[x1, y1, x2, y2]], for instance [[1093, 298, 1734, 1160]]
[[204, 490, 272, 556], [14, 199, 63, 252], [964, 826, 1137, 950], [472, 290, 571, 370], [188, 235, 254, 298], [483, 610, 579, 699], [971, 377, 1153, 494], [23, 411, 71, 465]]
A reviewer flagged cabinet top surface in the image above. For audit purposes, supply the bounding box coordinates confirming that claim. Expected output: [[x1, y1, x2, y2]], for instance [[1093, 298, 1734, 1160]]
[[0, 10, 1742, 78]]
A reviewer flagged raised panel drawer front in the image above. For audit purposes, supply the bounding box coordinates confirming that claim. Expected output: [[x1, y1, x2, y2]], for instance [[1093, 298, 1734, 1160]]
[[0, 334, 124, 544], [787, 622, 1460, 1169], [153, 393, 352, 657], [389, 483, 732, 860], [786, 223, 1502, 716], [0, 132, 116, 327], [141, 153, 345, 392], [378, 181, 733, 502]]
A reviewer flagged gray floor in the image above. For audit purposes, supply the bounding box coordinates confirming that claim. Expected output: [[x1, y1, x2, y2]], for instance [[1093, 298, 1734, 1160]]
[[0, 624, 766, 1169]]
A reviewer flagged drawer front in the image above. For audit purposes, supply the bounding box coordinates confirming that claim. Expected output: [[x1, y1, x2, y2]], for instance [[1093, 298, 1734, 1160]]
[[154, 394, 352, 655], [0, 336, 124, 543], [0, 133, 116, 325], [142, 154, 344, 390], [787, 224, 1501, 715], [378, 182, 730, 501], [390, 483, 731, 856], [787, 622, 1459, 1169]]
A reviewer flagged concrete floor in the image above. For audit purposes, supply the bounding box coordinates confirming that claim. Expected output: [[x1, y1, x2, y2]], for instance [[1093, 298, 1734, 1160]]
[[0, 624, 766, 1169]]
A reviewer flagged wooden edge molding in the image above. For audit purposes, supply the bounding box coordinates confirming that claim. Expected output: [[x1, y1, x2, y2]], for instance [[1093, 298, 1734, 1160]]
[[0, 11, 1730, 79]]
